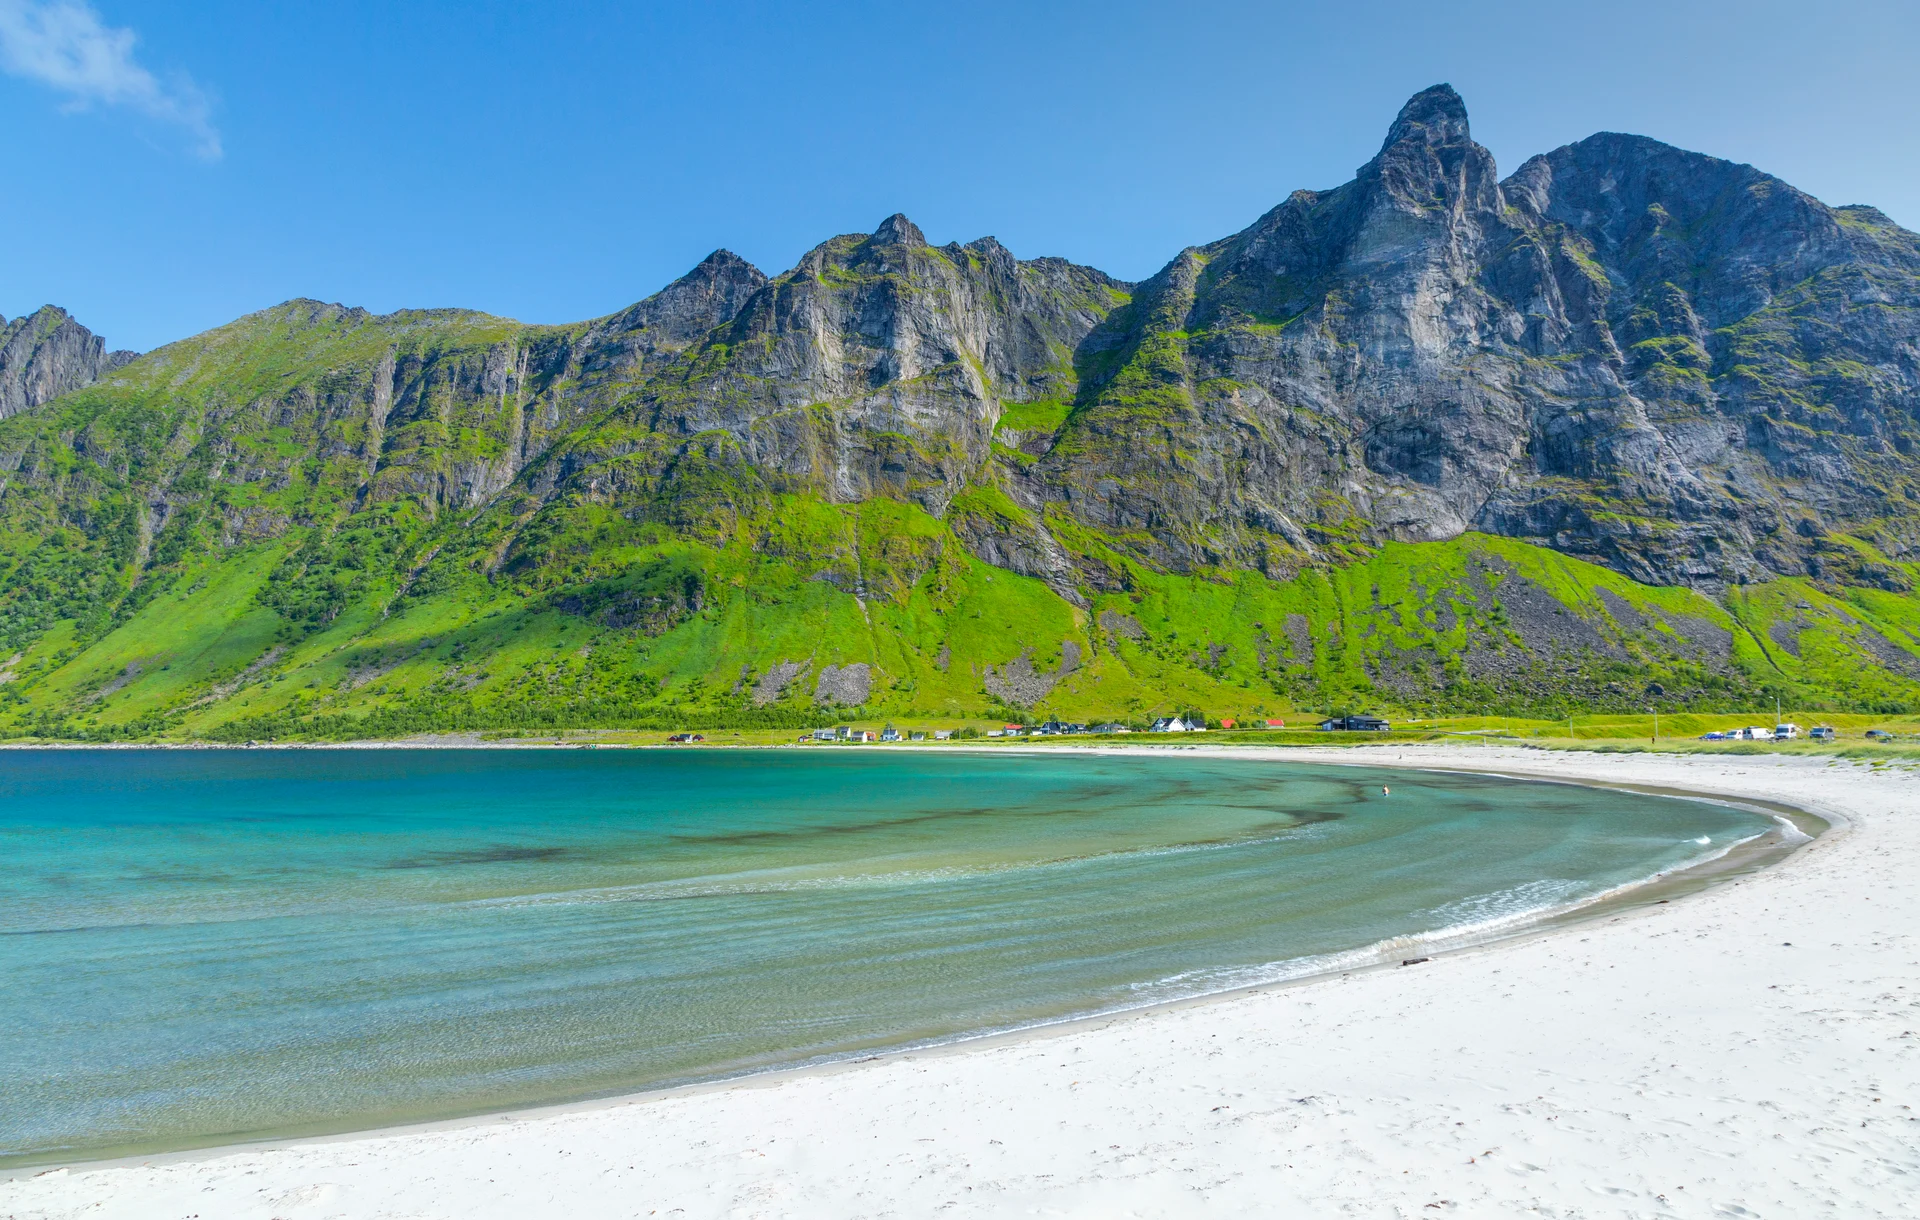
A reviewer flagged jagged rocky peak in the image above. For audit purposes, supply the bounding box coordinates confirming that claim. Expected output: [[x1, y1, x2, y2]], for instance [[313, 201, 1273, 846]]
[[1027, 82, 1920, 591], [0, 305, 136, 420], [1359, 81, 1502, 216], [871, 213, 926, 246], [601, 249, 767, 347], [1376, 82, 1472, 154], [600, 209, 1128, 525]]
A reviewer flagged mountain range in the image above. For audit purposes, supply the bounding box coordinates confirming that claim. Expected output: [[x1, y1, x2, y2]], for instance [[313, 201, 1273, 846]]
[[4, 84, 1919, 740]]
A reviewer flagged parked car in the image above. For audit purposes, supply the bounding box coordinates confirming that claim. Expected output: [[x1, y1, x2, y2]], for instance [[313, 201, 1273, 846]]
[[1867, 729, 1894, 741], [1809, 726, 1835, 742]]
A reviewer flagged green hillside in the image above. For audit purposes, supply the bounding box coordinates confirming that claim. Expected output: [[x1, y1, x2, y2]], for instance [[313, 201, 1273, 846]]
[[9, 98, 1920, 745], [2, 299, 1918, 741], [5, 469, 1918, 742]]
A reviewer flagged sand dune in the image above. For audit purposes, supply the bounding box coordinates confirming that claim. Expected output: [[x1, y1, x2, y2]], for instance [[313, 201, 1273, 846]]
[[4, 746, 1915, 1218]]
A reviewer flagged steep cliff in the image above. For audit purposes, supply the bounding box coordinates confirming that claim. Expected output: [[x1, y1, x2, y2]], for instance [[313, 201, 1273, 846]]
[[0, 306, 136, 421], [1034, 85, 1920, 591]]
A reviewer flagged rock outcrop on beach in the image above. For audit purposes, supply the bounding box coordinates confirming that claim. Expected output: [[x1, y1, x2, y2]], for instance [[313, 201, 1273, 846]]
[[2, 85, 1920, 736]]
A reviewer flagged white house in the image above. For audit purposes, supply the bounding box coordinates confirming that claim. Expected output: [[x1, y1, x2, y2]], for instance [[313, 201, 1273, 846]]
[[1150, 715, 1203, 733]]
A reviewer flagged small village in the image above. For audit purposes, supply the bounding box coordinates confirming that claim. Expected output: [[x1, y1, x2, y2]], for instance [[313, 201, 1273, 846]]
[[652, 713, 1871, 749], [786, 712, 1390, 744]]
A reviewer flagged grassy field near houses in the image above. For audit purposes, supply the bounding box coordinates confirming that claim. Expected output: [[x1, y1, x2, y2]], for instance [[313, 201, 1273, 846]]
[[311, 710, 1920, 763]]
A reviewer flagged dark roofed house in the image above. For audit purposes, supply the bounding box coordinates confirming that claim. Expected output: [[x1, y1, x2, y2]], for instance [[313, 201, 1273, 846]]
[[1319, 715, 1391, 732]]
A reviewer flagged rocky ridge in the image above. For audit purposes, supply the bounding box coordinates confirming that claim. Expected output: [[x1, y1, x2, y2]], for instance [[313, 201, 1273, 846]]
[[1026, 85, 1920, 592], [1, 85, 1919, 734], [18, 88, 1914, 597], [0, 306, 136, 421]]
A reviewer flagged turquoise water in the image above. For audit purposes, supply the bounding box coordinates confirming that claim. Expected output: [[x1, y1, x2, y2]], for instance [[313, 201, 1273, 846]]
[[0, 747, 1769, 1166]]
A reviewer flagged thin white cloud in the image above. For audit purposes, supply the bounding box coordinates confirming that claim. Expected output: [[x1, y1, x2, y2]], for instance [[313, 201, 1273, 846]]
[[0, 0, 220, 160]]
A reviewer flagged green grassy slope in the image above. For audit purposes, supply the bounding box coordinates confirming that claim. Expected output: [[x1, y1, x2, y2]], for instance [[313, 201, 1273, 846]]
[[7, 499, 1918, 741], [5, 273, 1920, 741]]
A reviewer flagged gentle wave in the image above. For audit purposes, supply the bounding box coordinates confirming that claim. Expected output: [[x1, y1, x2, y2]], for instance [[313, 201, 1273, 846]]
[[1111, 832, 1768, 1009], [672, 829, 1779, 1088]]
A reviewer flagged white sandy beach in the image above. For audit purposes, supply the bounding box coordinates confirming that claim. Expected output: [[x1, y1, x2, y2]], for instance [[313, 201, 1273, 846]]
[[4, 745, 1916, 1218]]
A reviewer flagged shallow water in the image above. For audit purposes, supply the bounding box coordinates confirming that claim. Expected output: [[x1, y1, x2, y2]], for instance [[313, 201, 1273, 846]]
[[0, 747, 1768, 1165]]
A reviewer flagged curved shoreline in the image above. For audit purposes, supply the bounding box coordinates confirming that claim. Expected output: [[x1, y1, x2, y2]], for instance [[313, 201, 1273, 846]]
[[0, 745, 1833, 1179]]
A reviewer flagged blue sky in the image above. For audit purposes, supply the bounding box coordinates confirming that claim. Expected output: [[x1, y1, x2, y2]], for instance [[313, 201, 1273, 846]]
[[4, 0, 1916, 353]]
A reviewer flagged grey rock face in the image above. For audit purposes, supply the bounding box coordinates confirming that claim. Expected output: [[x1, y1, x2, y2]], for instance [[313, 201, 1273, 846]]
[[14, 85, 1919, 605], [619, 215, 1128, 518], [982, 640, 1080, 706], [0, 306, 132, 420], [752, 659, 809, 706], [813, 662, 871, 707], [15, 253, 776, 541], [579, 250, 768, 374], [1029, 85, 1920, 589]]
